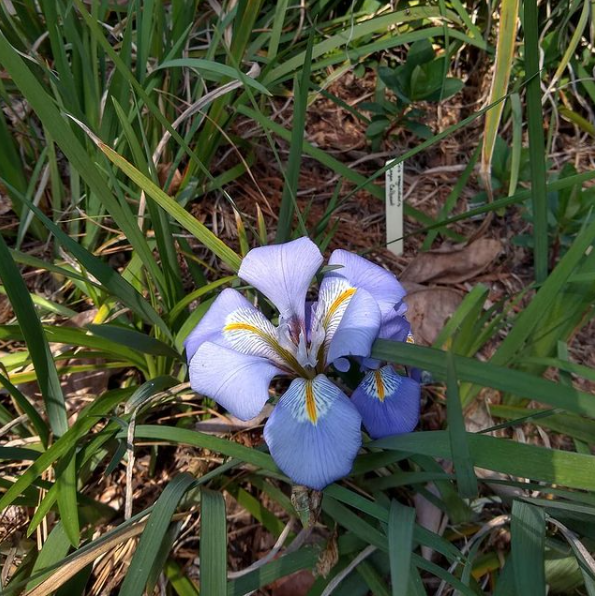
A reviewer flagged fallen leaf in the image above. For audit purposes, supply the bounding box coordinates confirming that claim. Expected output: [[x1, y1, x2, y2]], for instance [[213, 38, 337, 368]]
[[157, 163, 183, 195], [401, 239, 502, 284], [404, 288, 463, 345]]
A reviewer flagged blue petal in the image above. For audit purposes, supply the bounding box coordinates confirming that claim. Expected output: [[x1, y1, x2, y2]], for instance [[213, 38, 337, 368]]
[[358, 314, 411, 371], [185, 287, 293, 370], [326, 288, 381, 365], [351, 365, 420, 439], [184, 288, 253, 362], [189, 341, 284, 421], [378, 312, 411, 341], [326, 250, 406, 322], [239, 238, 323, 329], [264, 375, 362, 490]]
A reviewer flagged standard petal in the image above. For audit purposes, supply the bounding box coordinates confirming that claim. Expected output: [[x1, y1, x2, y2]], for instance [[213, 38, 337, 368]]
[[184, 288, 254, 362], [238, 237, 323, 328], [326, 250, 406, 321], [351, 365, 420, 439], [264, 375, 362, 490], [326, 287, 381, 365], [189, 341, 283, 421], [378, 312, 411, 341]]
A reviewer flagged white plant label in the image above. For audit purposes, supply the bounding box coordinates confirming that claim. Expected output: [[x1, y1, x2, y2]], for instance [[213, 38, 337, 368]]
[[385, 159, 404, 256]]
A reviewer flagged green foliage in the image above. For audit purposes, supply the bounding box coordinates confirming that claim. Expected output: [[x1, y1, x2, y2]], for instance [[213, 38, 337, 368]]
[[364, 40, 464, 146], [0, 0, 593, 594]]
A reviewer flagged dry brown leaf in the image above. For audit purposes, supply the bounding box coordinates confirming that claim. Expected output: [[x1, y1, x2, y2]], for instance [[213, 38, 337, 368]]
[[401, 239, 502, 284], [158, 163, 183, 195], [404, 288, 463, 345]]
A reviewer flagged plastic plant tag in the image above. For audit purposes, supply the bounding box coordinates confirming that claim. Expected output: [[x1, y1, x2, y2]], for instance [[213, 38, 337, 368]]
[[385, 159, 404, 256]]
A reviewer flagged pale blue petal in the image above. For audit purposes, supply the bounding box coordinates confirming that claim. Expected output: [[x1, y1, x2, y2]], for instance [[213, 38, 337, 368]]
[[333, 357, 351, 372], [189, 341, 283, 421], [358, 314, 411, 371], [379, 313, 411, 341], [326, 250, 406, 321], [264, 375, 362, 490], [184, 288, 253, 362], [239, 238, 323, 328], [326, 288, 381, 365], [351, 365, 420, 439]]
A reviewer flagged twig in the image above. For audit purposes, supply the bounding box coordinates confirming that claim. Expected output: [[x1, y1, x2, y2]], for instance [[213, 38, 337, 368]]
[[227, 519, 294, 579], [320, 545, 377, 596]]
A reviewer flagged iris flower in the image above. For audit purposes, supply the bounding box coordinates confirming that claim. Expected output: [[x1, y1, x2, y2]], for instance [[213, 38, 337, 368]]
[[185, 237, 420, 490]]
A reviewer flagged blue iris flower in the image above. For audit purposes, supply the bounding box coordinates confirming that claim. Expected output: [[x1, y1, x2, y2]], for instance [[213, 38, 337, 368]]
[[185, 237, 420, 490]]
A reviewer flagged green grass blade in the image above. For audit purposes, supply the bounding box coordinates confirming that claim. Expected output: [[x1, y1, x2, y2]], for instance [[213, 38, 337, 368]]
[[388, 500, 416, 596], [88, 325, 181, 360], [201, 489, 227, 595], [508, 92, 523, 196], [446, 354, 478, 498], [264, 8, 470, 84], [0, 30, 167, 295], [275, 30, 314, 242], [227, 549, 318, 596], [371, 341, 595, 418], [491, 214, 595, 367], [25, 522, 71, 591], [422, 146, 480, 250], [0, 373, 49, 446], [523, 0, 549, 282], [0, 234, 80, 545], [0, 235, 67, 436], [128, 425, 277, 472], [373, 431, 595, 491], [546, 0, 591, 95], [0, 388, 130, 512], [3, 181, 170, 337], [155, 59, 270, 96], [93, 139, 241, 272], [163, 559, 199, 596], [480, 0, 519, 197], [511, 501, 546, 594], [119, 474, 196, 596]]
